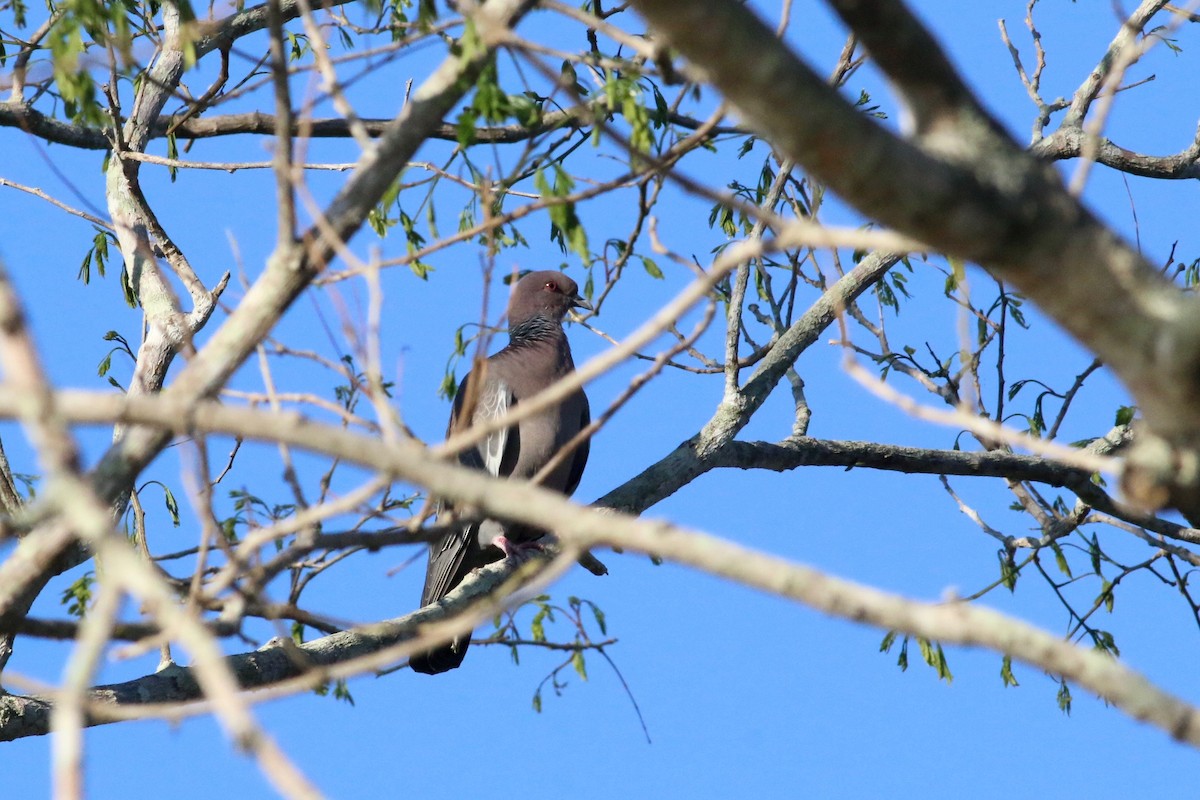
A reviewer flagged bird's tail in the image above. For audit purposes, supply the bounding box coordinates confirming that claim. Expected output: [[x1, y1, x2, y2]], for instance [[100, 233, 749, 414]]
[[410, 521, 481, 674], [409, 635, 470, 674]]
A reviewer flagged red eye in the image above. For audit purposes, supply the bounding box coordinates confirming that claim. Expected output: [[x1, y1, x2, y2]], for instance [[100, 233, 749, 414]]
[[544, 280, 559, 292]]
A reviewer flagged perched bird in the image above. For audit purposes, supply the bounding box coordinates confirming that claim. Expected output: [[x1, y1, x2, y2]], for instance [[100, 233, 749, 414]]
[[410, 270, 592, 674]]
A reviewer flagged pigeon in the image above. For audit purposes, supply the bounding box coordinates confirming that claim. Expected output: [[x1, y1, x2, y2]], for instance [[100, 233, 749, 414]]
[[410, 270, 592, 674]]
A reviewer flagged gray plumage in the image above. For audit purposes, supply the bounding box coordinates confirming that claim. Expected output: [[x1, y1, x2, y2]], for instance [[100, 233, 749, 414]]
[[410, 270, 592, 675]]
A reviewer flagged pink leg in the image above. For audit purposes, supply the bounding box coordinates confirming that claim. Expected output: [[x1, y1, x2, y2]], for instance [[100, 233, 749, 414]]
[[492, 535, 546, 563]]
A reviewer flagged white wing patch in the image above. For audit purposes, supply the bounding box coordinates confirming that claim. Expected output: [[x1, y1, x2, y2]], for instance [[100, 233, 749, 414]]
[[478, 379, 512, 477]]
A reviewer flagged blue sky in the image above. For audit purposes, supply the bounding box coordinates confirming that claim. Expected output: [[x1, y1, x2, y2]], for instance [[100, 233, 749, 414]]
[[3, 0, 1200, 796]]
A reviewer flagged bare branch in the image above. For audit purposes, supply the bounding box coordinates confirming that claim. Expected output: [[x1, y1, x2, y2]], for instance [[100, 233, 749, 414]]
[[628, 0, 1200, 516]]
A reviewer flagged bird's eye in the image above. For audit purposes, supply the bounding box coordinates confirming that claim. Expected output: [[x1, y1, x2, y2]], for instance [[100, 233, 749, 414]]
[[544, 280, 559, 292]]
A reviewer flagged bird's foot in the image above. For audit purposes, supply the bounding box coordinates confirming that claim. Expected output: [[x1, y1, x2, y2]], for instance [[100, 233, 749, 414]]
[[492, 535, 546, 564]]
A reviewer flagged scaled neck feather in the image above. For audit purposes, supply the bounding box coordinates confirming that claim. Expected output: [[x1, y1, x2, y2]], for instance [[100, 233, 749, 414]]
[[508, 314, 566, 347]]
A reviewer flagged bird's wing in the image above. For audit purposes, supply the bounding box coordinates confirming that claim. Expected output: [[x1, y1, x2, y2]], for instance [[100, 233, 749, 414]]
[[448, 369, 517, 477], [562, 392, 591, 496], [419, 520, 477, 607], [420, 376, 517, 607], [474, 375, 515, 477]]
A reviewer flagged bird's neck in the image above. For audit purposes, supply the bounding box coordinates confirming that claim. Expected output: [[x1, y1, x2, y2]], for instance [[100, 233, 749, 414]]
[[506, 315, 575, 369], [508, 314, 566, 347]]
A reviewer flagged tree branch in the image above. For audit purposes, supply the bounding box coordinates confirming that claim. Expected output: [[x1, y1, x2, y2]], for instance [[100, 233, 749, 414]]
[[628, 0, 1200, 516], [1033, 122, 1200, 180], [0, 556, 538, 742], [598, 251, 899, 515], [0, 0, 539, 645], [2, 395, 1198, 750]]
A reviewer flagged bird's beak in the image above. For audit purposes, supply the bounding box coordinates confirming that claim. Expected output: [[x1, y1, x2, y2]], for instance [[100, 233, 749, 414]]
[[572, 294, 595, 313]]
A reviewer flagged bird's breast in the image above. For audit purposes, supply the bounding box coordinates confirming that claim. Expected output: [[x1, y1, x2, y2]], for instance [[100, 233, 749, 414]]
[[508, 392, 585, 488]]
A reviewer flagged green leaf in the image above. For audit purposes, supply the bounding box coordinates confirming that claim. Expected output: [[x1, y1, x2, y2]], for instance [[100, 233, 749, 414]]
[[1057, 681, 1073, 715], [425, 199, 440, 241], [455, 106, 479, 148], [380, 175, 402, 210], [368, 208, 389, 238], [1092, 629, 1120, 657], [93, 229, 109, 277], [588, 602, 607, 636], [933, 643, 953, 683], [879, 630, 897, 653], [1115, 405, 1136, 426], [640, 256, 663, 279], [1096, 579, 1115, 614], [470, 58, 507, 123], [1000, 655, 1019, 687], [1051, 541, 1071, 578], [333, 679, 355, 705], [917, 636, 934, 668], [457, 17, 484, 63], [998, 551, 1018, 592], [508, 93, 542, 128], [60, 571, 94, 618], [948, 257, 966, 293], [650, 83, 668, 126], [943, 271, 958, 295], [417, 0, 438, 29], [560, 61, 581, 94], [166, 133, 179, 182], [535, 165, 590, 264], [12, 472, 37, 500], [530, 607, 547, 642], [458, 203, 477, 234], [1008, 301, 1028, 328], [119, 266, 137, 308], [621, 89, 652, 154], [163, 485, 180, 527], [567, 222, 589, 263], [78, 249, 93, 284], [571, 649, 588, 681]]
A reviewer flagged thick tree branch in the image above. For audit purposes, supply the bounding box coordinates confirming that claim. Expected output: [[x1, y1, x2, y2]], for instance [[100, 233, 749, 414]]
[[1033, 123, 1200, 180], [598, 252, 899, 515], [0, 556, 538, 742], [628, 0, 1200, 516], [1060, 0, 1170, 129], [1, 395, 1198, 749], [0, 105, 738, 150], [0, 0, 538, 642], [0, 390, 1097, 495], [7, 390, 1185, 550], [709, 437, 1087, 485]]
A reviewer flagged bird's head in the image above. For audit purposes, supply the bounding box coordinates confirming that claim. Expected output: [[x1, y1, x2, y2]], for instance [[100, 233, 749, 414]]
[[507, 270, 593, 327]]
